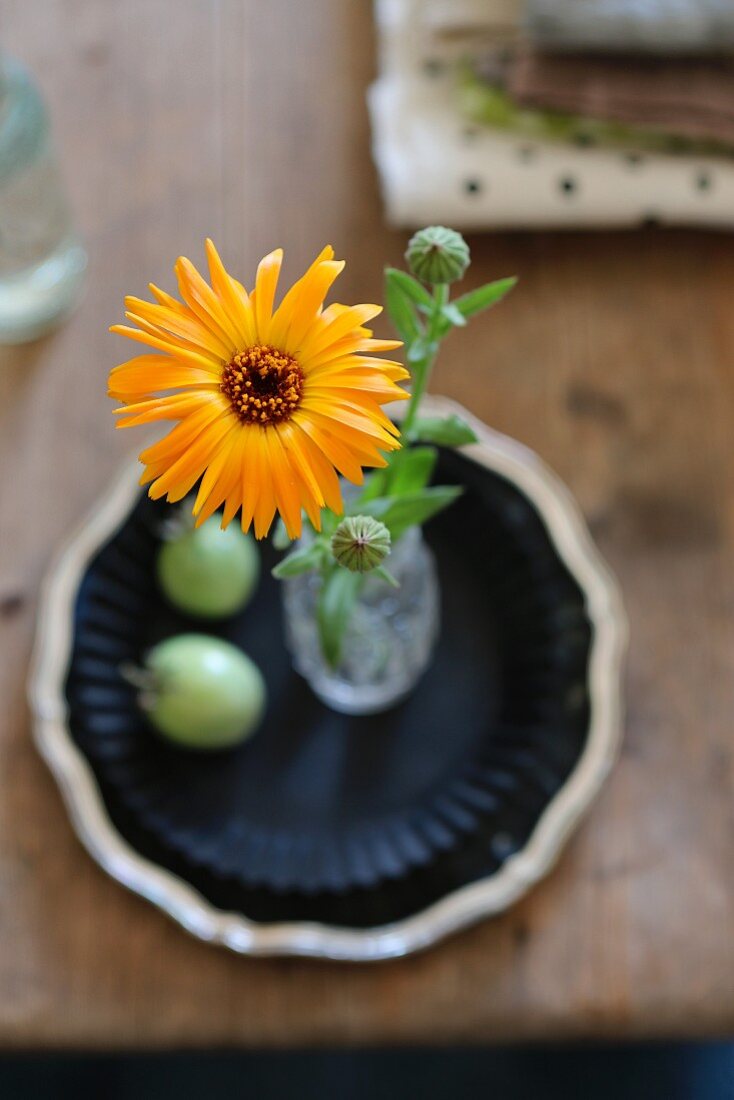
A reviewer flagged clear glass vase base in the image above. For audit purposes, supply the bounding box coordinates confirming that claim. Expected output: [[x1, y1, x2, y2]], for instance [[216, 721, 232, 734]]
[[283, 526, 440, 716], [0, 236, 86, 343]]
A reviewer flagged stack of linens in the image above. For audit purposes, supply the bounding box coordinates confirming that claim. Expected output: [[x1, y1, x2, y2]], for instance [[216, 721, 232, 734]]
[[369, 0, 734, 228]]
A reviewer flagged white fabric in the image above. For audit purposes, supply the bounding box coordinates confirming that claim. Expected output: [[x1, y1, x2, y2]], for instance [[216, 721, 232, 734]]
[[369, 0, 734, 229]]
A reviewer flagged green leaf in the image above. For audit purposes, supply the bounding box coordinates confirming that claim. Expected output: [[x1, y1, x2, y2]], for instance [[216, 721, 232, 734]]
[[441, 302, 467, 328], [319, 508, 341, 536], [384, 272, 422, 345], [358, 485, 463, 540], [359, 467, 389, 503], [271, 518, 291, 551], [406, 337, 438, 365], [385, 445, 437, 496], [317, 568, 363, 667], [409, 414, 479, 447], [385, 268, 434, 311], [453, 276, 517, 320], [406, 337, 426, 365], [271, 541, 325, 579]]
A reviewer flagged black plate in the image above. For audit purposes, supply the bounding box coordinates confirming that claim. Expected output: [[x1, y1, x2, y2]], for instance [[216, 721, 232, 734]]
[[64, 449, 592, 929]]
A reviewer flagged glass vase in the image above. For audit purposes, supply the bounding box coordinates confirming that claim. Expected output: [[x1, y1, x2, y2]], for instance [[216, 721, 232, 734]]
[[282, 526, 440, 715], [0, 54, 86, 344]]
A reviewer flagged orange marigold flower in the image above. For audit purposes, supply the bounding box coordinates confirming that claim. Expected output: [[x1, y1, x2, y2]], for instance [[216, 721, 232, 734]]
[[109, 241, 407, 539]]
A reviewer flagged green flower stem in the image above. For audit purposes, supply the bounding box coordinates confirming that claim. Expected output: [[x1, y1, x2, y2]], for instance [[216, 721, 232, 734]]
[[403, 283, 447, 436], [393, 283, 447, 448], [276, 228, 517, 671]]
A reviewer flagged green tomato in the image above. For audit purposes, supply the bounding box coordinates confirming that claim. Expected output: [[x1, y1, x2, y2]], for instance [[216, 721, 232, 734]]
[[143, 634, 266, 749], [157, 519, 260, 619]]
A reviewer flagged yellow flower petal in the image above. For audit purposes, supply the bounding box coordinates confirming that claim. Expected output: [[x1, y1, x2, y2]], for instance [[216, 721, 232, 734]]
[[251, 431, 277, 539], [192, 427, 241, 525], [217, 429, 251, 529], [284, 422, 343, 515], [263, 427, 303, 539], [108, 355, 220, 402], [109, 324, 221, 373], [271, 257, 344, 354], [139, 399, 230, 467], [109, 241, 405, 537], [175, 255, 241, 352], [115, 391, 224, 428], [125, 296, 231, 361], [239, 426, 262, 534], [148, 414, 235, 502], [205, 239, 257, 347], [299, 303, 384, 362], [252, 248, 283, 343]]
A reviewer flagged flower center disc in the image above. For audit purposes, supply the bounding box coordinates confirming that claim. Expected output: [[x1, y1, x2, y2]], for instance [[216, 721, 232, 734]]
[[221, 345, 304, 425]]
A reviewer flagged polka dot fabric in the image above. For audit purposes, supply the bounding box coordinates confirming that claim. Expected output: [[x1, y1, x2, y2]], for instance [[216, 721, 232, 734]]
[[369, 0, 734, 230]]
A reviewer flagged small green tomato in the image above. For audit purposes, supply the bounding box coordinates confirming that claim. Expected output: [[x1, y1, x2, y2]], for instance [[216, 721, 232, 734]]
[[157, 518, 260, 619], [142, 634, 266, 749]]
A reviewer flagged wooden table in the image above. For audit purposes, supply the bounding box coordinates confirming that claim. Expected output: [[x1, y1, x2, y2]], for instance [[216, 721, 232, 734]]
[[2, 0, 733, 1050]]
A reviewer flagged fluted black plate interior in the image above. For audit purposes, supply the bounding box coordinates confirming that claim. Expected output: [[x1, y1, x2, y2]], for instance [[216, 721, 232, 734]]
[[64, 449, 592, 929]]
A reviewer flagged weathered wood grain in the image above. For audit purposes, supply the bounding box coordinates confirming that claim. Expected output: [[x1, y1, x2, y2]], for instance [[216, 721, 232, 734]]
[[1, 0, 733, 1049]]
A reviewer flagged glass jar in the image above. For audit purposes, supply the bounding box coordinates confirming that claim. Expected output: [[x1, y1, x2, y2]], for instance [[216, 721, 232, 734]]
[[282, 525, 440, 715], [0, 54, 86, 344]]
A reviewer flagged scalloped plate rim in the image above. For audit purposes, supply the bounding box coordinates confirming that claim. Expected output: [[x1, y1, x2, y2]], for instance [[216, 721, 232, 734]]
[[27, 396, 628, 961]]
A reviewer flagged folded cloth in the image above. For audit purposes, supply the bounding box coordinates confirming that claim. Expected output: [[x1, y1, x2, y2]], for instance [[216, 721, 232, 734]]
[[462, 64, 734, 156], [423, 0, 520, 33], [424, 0, 520, 38], [370, 0, 734, 231], [526, 0, 734, 55], [509, 50, 734, 146], [419, 0, 522, 57]]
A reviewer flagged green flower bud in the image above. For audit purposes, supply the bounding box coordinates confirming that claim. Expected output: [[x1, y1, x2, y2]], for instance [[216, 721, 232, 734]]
[[331, 515, 391, 573], [405, 226, 470, 285]]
